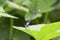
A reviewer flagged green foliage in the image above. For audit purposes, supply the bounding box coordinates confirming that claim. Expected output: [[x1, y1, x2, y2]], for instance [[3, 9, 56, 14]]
[[13, 22, 60, 40], [25, 0, 57, 21], [25, 12, 41, 21], [0, 7, 18, 19], [30, 0, 57, 12], [6, 1, 29, 13], [0, 0, 60, 40], [4, 1, 29, 17]]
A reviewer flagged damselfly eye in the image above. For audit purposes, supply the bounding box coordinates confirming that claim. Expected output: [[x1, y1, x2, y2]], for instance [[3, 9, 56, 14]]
[[25, 21, 30, 27]]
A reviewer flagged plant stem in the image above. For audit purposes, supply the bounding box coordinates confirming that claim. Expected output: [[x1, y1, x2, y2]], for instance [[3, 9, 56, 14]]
[[9, 18, 14, 40], [43, 13, 49, 23]]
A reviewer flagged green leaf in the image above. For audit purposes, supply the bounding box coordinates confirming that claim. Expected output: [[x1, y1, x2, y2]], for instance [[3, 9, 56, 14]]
[[22, 0, 31, 8], [25, 13, 32, 21], [0, 7, 5, 12], [13, 0, 23, 5], [0, 0, 6, 6], [30, 0, 57, 13], [6, 1, 29, 13], [25, 0, 57, 21], [13, 24, 45, 40], [13, 22, 60, 40], [0, 12, 18, 19], [38, 0, 57, 12], [25, 13, 42, 21], [38, 22, 60, 40], [0, 7, 18, 19]]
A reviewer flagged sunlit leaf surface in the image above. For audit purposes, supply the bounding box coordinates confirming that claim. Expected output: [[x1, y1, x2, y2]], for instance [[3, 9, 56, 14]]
[[13, 22, 60, 40]]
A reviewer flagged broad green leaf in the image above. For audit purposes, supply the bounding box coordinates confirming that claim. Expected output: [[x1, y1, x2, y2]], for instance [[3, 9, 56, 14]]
[[25, 13, 32, 21], [43, 32, 60, 40], [6, 1, 29, 13], [13, 22, 60, 40], [13, 0, 23, 5], [4, 3, 26, 17], [0, 7, 18, 19], [13, 0, 31, 8], [0, 12, 18, 19], [30, 0, 57, 12], [13, 0, 22, 2], [39, 22, 60, 40], [51, 36, 60, 40], [13, 27, 39, 39], [13, 24, 45, 40], [25, 0, 57, 21], [0, 0, 6, 6], [38, 0, 57, 12], [0, 7, 5, 12], [4, 5, 14, 13], [25, 13, 42, 21], [22, 0, 31, 8]]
